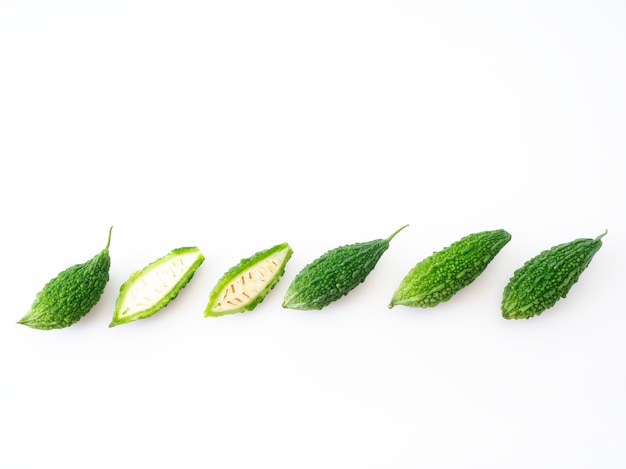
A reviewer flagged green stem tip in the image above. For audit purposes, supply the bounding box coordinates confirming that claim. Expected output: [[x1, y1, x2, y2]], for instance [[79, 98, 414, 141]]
[[387, 224, 409, 242], [106, 226, 113, 250], [596, 229, 608, 241]]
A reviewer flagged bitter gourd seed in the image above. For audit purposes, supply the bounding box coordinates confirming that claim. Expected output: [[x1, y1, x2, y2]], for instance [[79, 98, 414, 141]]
[[282, 225, 408, 310], [501, 231, 607, 320], [389, 229, 511, 309], [110, 246, 205, 327], [204, 242, 293, 317], [18, 227, 113, 330]]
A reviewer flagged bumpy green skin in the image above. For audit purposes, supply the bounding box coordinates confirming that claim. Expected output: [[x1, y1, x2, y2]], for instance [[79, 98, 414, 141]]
[[18, 227, 112, 330], [501, 232, 606, 320], [389, 229, 511, 308], [283, 226, 408, 310], [110, 247, 205, 327], [205, 243, 293, 317]]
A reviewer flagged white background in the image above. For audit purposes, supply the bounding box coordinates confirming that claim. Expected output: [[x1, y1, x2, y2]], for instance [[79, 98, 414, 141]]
[[1, 1, 625, 468]]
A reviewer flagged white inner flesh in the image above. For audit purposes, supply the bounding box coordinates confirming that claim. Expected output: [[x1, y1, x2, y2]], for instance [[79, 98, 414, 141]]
[[212, 250, 288, 313], [120, 251, 200, 317]]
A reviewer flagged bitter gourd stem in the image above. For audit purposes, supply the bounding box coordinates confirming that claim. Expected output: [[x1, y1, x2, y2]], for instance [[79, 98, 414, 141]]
[[106, 226, 113, 250], [387, 225, 409, 241], [596, 229, 608, 241]]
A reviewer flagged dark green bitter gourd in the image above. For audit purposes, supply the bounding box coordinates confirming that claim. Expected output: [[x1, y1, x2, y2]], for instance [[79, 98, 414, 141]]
[[389, 229, 511, 309], [18, 227, 113, 330], [282, 225, 408, 310], [501, 231, 607, 320]]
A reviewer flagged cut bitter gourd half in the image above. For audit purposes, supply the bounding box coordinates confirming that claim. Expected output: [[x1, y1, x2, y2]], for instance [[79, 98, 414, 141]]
[[205, 242, 293, 317], [110, 247, 205, 327]]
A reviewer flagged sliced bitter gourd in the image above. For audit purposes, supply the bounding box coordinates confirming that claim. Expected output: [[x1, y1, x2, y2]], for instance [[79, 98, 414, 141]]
[[110, 246, 204, 327], [204, 242, 293, 317]]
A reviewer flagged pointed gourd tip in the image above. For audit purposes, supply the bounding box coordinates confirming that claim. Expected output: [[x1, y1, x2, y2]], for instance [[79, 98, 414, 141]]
[[17, 319, 37, 329], [596, 229, 608, 240], [17, 315, 31, 326]]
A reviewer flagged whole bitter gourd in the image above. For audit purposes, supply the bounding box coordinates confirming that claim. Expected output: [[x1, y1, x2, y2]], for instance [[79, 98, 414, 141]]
[[501, 231, 607, 320], [282, 225, 408, 310], [18, 227, 113, 330], [389, 229, 511, 308]]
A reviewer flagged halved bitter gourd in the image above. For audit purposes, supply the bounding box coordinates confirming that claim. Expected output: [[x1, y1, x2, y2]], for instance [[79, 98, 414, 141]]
[[110, 246, 205, 327], [204, 242, 293, 317]]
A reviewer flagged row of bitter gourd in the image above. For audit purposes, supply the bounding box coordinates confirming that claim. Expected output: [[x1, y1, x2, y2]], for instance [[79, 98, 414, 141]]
[[17, 226, 607, 329]]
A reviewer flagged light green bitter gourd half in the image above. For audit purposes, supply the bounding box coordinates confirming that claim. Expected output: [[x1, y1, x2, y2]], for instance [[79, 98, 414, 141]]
[[110, 246, 205, 327], [389, 229, 511, 309], [205, 242, 293, 317], [282, 225, 408, 310], [18, 227, 113, 330], [501, 231, 607, 320]]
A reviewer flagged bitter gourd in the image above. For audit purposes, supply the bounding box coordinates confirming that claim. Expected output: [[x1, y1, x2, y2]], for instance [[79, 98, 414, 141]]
[[501, 231, 606, 320], [282, 225, 408, 310], [389, 229, 511, 309], [110, 246, 205, 327], [18, 227, 113, 330], [205, 242, 292, 317]]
